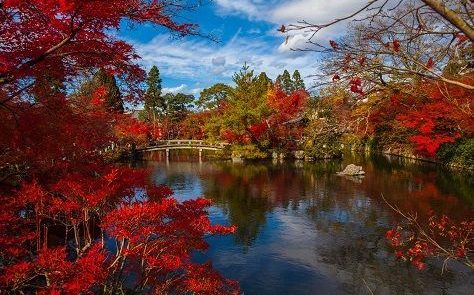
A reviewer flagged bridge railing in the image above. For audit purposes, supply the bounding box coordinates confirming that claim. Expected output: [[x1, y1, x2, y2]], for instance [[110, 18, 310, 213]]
[[148, 140, 230, 148]]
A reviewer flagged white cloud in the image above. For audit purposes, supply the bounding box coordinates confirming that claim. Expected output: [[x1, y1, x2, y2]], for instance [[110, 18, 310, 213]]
[[162, 84, 187, 94], [213, 0, 264, 19], [278, 33, 310, 53], [215, 0, 378, 44], [269, 0, 367, 24], [133, 1, 382, 92], [162, 84, 202, 96], [214, 0, 369, 25], [212, 56, 226, 67], [247, 28, 262, 34], [134, 33, 320, 91]]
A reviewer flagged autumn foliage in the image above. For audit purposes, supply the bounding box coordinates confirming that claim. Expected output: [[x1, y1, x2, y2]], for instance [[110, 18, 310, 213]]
[[220, 86, 308, 149], [0, 1, 239, 294], [386, 213, 473, 271], [365, 78, 474, 158]]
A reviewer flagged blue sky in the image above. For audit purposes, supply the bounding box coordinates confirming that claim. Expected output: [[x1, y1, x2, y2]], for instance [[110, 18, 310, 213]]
[[119, 0, 364, 96]]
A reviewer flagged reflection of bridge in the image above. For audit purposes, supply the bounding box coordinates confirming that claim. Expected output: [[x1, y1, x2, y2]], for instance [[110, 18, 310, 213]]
[[138, 140, 229, 160]]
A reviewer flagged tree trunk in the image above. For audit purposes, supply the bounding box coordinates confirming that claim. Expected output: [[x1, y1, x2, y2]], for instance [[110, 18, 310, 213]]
[[422, 0, 474, 41]]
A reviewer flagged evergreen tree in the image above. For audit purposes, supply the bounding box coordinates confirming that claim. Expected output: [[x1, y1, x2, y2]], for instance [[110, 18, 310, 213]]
[[144, 65, 163, 120], [197, 83, 232, 110], [275, 69, 293, 94], [205, 65, 271, 148], [292, 70, 305, 90], [164, 92, 194, 118], [93, 69, 123, 112], [73, 68, 123, 112], [257, 72, 272, 86]]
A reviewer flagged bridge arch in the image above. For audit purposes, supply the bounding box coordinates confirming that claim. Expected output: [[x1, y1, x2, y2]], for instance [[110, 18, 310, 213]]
[[137, 140, 229, 160]]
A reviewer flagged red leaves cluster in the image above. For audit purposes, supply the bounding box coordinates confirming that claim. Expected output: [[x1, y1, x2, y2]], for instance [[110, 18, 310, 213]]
[[100, 196, 238, 293], [349, 77, 364, 95], [329, 40, 339, 50], [0, 1, 239, 293], [114, 115, 151, 143], [426, 57, 434, 69], [1, 168, 239, 293], [392, 40, 401, 52], [386, 214, 473, 271], [220, 86, 308, 149], [386, 229, 431, 270], [179, 111, 213, 140], [395, 88, 471, 157], [1, 0, 197, 103], [368, 77, 473, 158], [2, 245, 107, 293], [455, 33, 470, 46]]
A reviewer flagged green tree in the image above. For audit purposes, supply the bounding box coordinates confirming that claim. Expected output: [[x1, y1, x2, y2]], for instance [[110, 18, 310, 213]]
[[257, 72, 272, 88], [74, 69, 123, 112], [144, 65, 163, 121], [276, 69, 306, 94], [292, 70, 305, 90], [205, 65, 272, 149], [164, 92, 195, 118], [93, 69, 123, 112], [197, 83, 232, 110], [160, 92, 195, 139], [276, 69, 293, 94]]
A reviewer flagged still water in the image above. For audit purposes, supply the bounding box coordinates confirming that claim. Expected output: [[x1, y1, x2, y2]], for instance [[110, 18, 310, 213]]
[[141, 152, 473, 295]]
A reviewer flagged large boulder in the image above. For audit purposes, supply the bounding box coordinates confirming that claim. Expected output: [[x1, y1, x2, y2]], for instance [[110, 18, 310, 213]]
[[337, 164, 365, 176]]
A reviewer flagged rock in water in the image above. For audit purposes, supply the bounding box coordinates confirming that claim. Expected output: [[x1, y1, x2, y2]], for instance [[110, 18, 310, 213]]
[[337, 164, 365, 176]]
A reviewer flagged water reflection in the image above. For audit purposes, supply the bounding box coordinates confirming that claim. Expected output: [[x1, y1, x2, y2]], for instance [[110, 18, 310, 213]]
[[140, 152, 473, 295]]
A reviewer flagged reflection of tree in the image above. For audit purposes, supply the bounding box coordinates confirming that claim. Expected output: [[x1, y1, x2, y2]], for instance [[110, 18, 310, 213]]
[[201, 163, 270, 249], [147, 155, 472, 293], [301, 170, 463, 293], [316, 222, 460, 295], [200, 161, 335, 249]]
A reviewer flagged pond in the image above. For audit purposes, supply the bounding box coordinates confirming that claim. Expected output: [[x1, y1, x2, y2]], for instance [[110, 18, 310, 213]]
[[139, 152, 473, 295]]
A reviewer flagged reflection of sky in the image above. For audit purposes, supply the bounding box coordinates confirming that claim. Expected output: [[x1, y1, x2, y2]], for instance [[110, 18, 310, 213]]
[[147, 157, 473, 295]]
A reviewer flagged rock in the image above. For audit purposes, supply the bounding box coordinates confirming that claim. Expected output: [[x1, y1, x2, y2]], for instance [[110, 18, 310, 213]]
[[337, 164, 365, 176], [304, 156, 314, 162], [294, 150, 305, 160], [232, 157, 243, 163]]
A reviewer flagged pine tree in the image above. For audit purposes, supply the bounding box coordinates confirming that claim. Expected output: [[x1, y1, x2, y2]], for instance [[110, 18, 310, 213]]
[[73, 69, 123, 112], [144, 65, 163, 121], [257, 72, 272, 89], [211, 65, 272, 148], [197, 83, 232, 110], [276, 69, 293, 94], [93, 69, 123, 113], [292, 70, 305, 90]]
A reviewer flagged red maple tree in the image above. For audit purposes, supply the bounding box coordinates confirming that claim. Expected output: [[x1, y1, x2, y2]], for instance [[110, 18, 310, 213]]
[[395, 79, 473, 158], [0, 1, 239, 294]]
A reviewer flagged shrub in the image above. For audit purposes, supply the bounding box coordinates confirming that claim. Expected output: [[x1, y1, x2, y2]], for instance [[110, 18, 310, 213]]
[[437, 137, 474, 168], [231, 144, 269, 160]]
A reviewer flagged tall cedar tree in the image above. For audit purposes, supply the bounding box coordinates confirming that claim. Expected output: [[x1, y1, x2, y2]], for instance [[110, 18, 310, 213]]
[[276, 69, 293, 94], [144, 65, 164, 120], [292, 70, 305, 91], [94, 69, 124, 113], [276, 70, 305, 94]]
